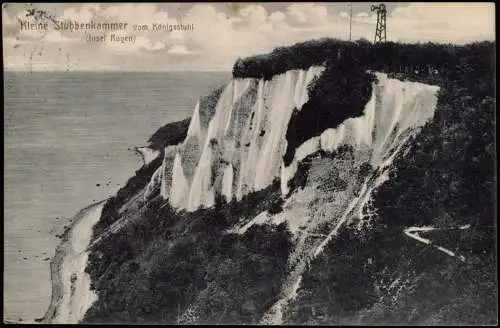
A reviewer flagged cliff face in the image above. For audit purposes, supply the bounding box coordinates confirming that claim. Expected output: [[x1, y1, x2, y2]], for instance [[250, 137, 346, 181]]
[[149, 66, 325, 210], [143, 69, 439, 215], [76, 40, 495, 325]]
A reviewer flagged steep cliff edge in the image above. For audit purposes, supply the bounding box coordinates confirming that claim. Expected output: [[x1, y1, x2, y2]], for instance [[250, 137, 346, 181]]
[[49, 38, 495, 325]]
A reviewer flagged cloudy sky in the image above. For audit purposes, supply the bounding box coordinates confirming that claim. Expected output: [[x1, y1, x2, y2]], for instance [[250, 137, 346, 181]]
[[2, 2, 495, 71]]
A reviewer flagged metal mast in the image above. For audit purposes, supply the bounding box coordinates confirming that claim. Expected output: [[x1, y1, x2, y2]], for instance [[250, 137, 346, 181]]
[[370, 3, 387, 43], [348, 2, 352, 41]]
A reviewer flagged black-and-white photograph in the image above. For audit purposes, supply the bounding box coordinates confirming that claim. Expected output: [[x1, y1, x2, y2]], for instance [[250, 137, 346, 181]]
[[3, 2, 496, 325]]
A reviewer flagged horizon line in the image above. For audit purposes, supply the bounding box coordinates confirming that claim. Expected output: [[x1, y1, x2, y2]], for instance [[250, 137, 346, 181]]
[[3, 69, 233, 73]]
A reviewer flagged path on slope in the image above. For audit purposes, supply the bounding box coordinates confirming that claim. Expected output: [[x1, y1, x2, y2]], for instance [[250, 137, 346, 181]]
[[403, 225, 471, 262]]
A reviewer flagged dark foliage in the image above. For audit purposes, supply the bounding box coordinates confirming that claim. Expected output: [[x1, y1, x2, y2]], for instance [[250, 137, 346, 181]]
[[235, 39, 494, 168], [93, 83, 227, 240], [84, 180, 292, 324], [372, 41, 496, 253], [268, 198, 285, 215], [282, 40, 495, 324], [286, 223, 497, 325], [287, 161, 309, 194], [92, 156, 164, 237], [86, 38, 495, 325], [233, 38, 493, 84], [93, 118, 191, 238], [284, 61, 375, 165], [233, 38, 350, 80], [147, 118, 190, 151]]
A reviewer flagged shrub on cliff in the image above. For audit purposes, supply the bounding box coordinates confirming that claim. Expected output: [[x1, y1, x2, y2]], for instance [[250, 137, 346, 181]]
[[93, 156, 164, 237], [148, 118, 190, 151], [232, 38, 494, 85], [93, 118, 190, 238], [284, 56, 375, 165]]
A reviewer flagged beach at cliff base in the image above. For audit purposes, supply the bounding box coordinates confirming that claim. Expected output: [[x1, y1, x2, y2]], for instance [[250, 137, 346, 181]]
[[41, 200, 106, 324]]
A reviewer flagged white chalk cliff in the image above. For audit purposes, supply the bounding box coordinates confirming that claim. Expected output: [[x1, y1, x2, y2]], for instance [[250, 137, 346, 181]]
[[144, 67, 439, 217]]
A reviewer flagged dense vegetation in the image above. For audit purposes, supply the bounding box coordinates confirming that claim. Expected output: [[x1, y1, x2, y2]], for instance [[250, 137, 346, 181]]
[[147, 118, 190, 151], [86, 39, 495, 324], [232, 38, 492, 82], [372, 39, 495, 250], [84, 180, 292, 324], [284, 56, 375, 165], [93, 156, 164, 237], [92, 84, 226, 238], [282, 40, 496, 324], [285, 223, 496, 325], [234, 38, 494, 167], [93, 119, 190, 237]]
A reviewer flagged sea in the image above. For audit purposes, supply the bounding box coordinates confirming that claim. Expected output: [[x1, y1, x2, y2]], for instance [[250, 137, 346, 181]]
[[3, 71, 231, 323]]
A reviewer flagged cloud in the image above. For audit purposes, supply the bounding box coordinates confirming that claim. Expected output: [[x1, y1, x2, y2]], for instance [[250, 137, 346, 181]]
[[339, 12, 349, 19], [2, 11, 21, 38], [269, 11, 285, 24], [351, 13, 377, 25], [137, 37, 166, 51], [239, 5, 268, 24], [2, 9, 17, 26], [44, 31, 79, 43], [101, 4, 159, 25], [61, 7, 94, 23], [181, 4, 300, 68], [339, 3, 494, 43], [286, 4, 329, 26], [167, 45, 196, 55], [391, 3, 494, 43], [104, 33, 166, 54], [3, 3, 495, 71]]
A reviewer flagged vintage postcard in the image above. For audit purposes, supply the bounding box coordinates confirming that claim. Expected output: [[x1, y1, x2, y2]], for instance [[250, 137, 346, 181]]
[[3, 2, 496, 325]]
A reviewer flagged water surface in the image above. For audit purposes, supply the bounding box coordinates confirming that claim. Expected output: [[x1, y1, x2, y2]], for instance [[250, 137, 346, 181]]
[[3, 70, 230, 322]]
